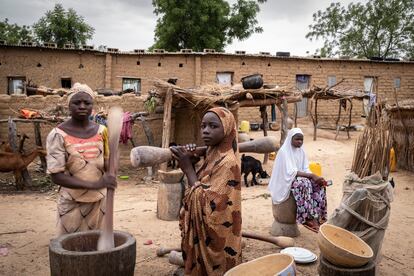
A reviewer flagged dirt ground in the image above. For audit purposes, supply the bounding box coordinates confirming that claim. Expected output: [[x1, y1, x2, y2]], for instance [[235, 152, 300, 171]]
[[0, 122, 413, 276]]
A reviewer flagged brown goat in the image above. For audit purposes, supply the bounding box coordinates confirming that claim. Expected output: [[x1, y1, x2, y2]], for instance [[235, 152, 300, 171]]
[[0, 146, 47, 190]]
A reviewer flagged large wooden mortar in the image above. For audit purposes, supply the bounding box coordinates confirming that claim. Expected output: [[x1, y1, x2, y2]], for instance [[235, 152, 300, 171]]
[[49, 230, 136, 276], [157, 169, 184, 221], [270, 193, 300, 237]]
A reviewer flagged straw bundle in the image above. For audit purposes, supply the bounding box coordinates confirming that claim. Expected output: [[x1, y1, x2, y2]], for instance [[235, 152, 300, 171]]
[[351, 105, 392, 179]]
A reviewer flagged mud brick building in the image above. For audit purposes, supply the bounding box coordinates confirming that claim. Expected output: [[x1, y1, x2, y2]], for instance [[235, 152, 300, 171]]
[[0, 44, 413, 147]]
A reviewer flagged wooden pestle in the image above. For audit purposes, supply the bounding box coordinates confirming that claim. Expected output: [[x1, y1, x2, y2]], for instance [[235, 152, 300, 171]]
[[241, 231, 295, 248], [97, 106, 123, 251], [130, 136, 279, 168]]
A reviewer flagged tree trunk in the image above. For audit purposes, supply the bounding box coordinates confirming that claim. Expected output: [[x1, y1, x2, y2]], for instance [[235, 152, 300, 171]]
[[318, 256, 375, 276]]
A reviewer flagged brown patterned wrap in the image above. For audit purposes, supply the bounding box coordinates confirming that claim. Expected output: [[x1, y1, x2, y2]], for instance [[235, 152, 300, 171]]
[[179, 107, 242, 276]]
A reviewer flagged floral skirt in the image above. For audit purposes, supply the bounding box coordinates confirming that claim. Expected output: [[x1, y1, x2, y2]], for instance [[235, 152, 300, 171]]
[[291, 177, 327, 224]]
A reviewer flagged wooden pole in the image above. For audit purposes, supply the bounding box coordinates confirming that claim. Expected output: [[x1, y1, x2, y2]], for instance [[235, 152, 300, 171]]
[[314, 99, 318, 141], [33, 122, 47, 172], [278, 98, 288, 146], [347, 99, 353, 139], [160, 88, 173, 171], [260, 106, 269, 164], [294, 102, 298, 127], [309, 98, 318, 141], [8, 117, 32, 188], [139, 117, 155, 146], [334, 100, 343, 140]]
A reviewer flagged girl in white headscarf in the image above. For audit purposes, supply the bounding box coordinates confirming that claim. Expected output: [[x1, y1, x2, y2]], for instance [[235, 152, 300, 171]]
[[268, 128, 327, 232]]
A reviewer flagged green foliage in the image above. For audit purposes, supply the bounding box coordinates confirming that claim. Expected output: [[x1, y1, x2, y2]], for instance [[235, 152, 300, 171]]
[[0, 18, 33, 44], [33, 4, 94, 48], [306, 0, 414, 59], [151, 0, 266, 52], [144, 96, 158, 113]]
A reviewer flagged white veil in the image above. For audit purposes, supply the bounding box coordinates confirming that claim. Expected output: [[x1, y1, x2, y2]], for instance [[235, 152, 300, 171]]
[[268, 128, 311, 204]]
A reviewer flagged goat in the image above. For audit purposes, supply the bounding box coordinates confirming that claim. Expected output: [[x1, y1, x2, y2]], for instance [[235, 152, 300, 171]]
[[0, 147, 46, 190], [241, 154, 269, 187], [0, 134, 46, 190]]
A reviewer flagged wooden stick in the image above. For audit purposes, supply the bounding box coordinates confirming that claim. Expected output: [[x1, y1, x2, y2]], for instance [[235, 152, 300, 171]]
[[347, 99, 353, 139], [260, 105, 269, 165], [97, 106, 123, 251], [0, 118, 60, 124], [241, 231, 295, 248], [8, 118, 32, 188], [279, 99, 288, 145], [33, 122, 46, 172], [0, 230, 28, 236], [334, 100, 342, 140], [160, 88, 173, 171]]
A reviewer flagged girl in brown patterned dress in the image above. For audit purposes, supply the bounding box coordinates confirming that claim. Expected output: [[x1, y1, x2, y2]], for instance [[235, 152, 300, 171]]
[[46, 83, 116, 236], [171, 107, 242, 276]]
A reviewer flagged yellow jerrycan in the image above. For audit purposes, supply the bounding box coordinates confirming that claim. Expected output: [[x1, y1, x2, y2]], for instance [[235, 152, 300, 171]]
[[239, 120, 250, 133], [309, 162, 322, 177], [390, 148, 397, 172]]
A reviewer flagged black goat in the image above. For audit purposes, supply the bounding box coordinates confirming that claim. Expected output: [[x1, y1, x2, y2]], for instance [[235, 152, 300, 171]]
[[241, 154, 269, 187]]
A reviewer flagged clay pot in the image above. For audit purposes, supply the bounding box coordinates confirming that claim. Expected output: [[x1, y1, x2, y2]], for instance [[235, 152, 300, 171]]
[[318, 224, 373, 268], [224, 253, 295, 276], [250, 122, 260, 131], [241, 74, 263, 89], [49, 230, 136, 276]]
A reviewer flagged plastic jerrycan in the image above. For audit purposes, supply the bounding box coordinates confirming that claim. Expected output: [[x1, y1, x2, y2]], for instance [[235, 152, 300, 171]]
[[309, 162, 322, 177], [239, 120, 250, 133]]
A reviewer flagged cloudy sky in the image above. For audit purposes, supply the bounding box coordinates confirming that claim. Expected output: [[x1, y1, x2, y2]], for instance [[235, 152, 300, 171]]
[[1, 0, 365, 56]]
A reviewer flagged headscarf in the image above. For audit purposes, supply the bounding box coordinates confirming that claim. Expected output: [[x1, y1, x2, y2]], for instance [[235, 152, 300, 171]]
[[268, 128, 311, 204], [198, 107, 239, 180], [67, 83, 95, 103]]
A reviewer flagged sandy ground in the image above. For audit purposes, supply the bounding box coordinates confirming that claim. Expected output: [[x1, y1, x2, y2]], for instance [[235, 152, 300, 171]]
[[0, 122, 413, 276]]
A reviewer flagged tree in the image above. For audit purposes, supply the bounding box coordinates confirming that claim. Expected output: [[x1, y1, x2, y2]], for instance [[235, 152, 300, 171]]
[[306, 0, 414, 59], [33, 4, 94, 48], [151, 0, 266, 52], [0, 18, 33, 44]]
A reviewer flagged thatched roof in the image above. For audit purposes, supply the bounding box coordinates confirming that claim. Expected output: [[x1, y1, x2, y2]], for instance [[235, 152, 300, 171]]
[[152, 79, 302, 111], [301, 79, 366, 100], [385, 99, 414, 111]]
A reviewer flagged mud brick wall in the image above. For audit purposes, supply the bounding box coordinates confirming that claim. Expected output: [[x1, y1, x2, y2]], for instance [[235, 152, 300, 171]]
[[0, 94, 174, 158], [1, 45, 413, 126], [0, 47, 106, 91]]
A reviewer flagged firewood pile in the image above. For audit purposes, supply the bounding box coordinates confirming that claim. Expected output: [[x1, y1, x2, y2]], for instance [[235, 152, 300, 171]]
[[351, 105, 392, 179]]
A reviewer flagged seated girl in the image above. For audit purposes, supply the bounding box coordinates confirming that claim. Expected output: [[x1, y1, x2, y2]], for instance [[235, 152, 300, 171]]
[[268, 128, 327, 233]]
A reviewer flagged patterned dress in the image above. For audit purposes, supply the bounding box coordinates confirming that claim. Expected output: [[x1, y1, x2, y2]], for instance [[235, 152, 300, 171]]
[[179, 107, 242, 276], [46, 125, 109, 236], [291, 177, 327, 224]]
